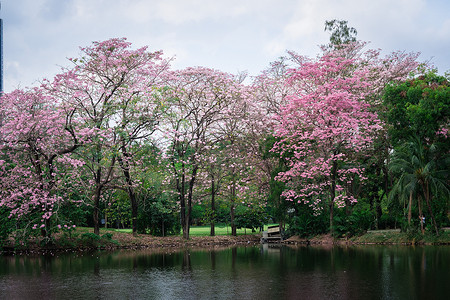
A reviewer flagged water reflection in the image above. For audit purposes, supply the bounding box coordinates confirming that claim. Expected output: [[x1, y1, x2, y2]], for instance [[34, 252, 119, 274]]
[[0, 245, 449, 299]]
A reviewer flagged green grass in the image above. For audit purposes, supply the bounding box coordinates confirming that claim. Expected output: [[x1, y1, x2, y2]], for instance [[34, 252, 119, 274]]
[[78, 225, 274, 236], [187, 225, 265, 236]]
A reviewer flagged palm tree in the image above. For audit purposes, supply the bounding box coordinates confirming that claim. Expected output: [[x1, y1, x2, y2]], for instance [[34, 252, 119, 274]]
[[389, 174, 416, 228], [389, 136, 449, 235]]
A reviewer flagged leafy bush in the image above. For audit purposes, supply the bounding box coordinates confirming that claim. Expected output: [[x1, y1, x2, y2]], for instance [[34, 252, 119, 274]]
[[0, 207, 15, 248], [137, 196, 180, 236], [58, 200, 92, 228], [78, 232, 119, 248], [80, 232, 101, 245], [101, 232, 113, 240], [379, 212, 401, 230], [286, 204, 328, 237], [191, 205, 206, 226], [234, 205, 268, 232], [333, 208, 374, 237], [105, 191, 132, 229]]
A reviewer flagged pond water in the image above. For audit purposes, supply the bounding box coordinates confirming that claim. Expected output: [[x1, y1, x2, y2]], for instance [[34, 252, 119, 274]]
[[0, 244, 449, 300]]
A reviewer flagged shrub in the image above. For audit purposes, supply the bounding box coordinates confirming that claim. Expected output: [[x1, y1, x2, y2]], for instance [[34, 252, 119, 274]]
[[0, 207, 15, 248], [333, 208, 374, 238], [78, 232, 119, 248], [137, 196, 181, 236], [101, 232, 113, 240], [79, 232, 101, 247], [286, 204, 328, 237]]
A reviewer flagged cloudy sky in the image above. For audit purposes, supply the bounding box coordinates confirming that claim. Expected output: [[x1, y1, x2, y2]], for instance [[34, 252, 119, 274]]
[[2, 0, 449, 92]]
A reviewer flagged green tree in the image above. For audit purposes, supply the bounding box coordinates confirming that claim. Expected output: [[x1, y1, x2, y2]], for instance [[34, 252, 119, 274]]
[[324, 19, 357, 48], [0, 207, 15, 248], [105, 190, 132, 229], [234, 204, 268, 234], [137, 195, 180, 236], [384, 70, 449, 149], [384, 71, 449, 234], [389, 136, 449, 234]]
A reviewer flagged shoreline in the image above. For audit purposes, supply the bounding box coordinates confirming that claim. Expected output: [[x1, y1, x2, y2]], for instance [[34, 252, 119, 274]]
[[2, 229, 449, 256], [283, 230, 450, 246], [0, 233, 263, 255]]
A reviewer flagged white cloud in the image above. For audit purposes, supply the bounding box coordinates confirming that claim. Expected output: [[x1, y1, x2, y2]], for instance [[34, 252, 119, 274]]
[[2, 0, 450, 91], [152, 0, 253, 24]]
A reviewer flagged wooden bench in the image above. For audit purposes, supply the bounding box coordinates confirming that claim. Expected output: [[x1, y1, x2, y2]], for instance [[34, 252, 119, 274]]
[[261, 225, 282, 243]]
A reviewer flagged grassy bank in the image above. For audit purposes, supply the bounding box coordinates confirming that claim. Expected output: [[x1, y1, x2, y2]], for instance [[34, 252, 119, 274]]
[[284, 229, 450, 245], [349, 229, 450, 245], [3, 226, 450, 254], [0, 225, 264, 253]]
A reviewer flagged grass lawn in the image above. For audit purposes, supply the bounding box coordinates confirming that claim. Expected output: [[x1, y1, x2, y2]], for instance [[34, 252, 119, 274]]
[[184, 225, 265, 236], [82, 224, 273, 236], [81, 225, 450, 244]]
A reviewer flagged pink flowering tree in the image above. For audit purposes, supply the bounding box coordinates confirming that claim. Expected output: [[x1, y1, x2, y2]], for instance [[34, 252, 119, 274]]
[[273, 46, 383, 233], [160, 67, 248, 239], [193, 143, 229, 236], [0, 88, 79, 238], [47, 38, 171, 235], [250, 58, 302, 230], [252, 57, 294, 120], [265, 41, 420, 234], [215, 88, 271, 235]]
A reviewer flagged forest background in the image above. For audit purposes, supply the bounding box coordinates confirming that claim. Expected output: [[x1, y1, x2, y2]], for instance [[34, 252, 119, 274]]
[[0, 21, 448, 246]]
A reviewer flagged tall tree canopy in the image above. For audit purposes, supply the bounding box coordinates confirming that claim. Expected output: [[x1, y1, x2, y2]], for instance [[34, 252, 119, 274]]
[[271, 42, 420, 233], [385, 71, 449, 234], [0, 88, 79, 236], [43, 38, 171, 235]]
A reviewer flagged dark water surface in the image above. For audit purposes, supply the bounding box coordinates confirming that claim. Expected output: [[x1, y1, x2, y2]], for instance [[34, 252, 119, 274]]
[[0, 244, 449, 299]]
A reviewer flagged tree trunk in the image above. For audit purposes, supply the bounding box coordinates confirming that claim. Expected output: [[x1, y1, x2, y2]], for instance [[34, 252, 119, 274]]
[[183, 166, 198, 240], [230, 182, 237, 236], [93, 185, 102, 235], [118, 149, 138, 236], [129, 189, 138, 236], [40, 218, 51, 238], [329, 200, 334, 235], [408, 191, 412, 226], [92, 152, 114, 236], [329, 160, 337, 235], [418, 196, 424, 234], [230, 205, 236, 236], [179, 163, 188, 239], [424, 182, 439, 235], [375, 191, 384, 230], [180, 204, 187, 239], [210, 178, 216, 237], [184, 215, 190, 240], [210, 222, 215, 237]]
